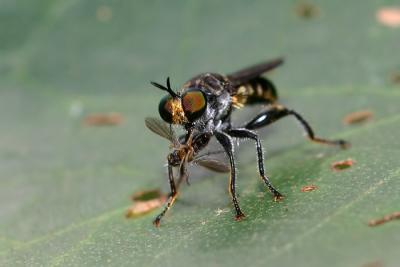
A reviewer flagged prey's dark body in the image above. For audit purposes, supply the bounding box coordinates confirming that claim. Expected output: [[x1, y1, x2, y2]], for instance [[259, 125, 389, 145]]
[[150, 58, 348, 226]]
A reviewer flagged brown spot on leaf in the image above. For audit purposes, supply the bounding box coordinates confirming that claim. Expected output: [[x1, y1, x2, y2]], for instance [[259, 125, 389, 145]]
[[331, 158, 355, 171], [342, 110, 373, 125], [368, 211, 400, 227], [360, 261, 384, 267], [83, 112, 123, 126], [376, 7, 400, 27], [96, 5, 113, 22], [295, 2, 319, 19], [390, 71, 400, 85], [126, 189, 166, 218], [301, 185, 318, 192]]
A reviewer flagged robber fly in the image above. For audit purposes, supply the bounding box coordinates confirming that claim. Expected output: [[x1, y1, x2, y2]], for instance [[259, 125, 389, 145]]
[[149, 58, 349, 226]]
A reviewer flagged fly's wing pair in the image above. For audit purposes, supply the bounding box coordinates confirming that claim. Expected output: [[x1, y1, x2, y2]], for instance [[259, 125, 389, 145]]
[[227, 58, 284, 87], [145, 117, 229, 173]]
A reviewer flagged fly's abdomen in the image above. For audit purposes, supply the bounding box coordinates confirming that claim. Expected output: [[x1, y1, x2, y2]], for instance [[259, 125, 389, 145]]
[[231, 77, 277, 108]]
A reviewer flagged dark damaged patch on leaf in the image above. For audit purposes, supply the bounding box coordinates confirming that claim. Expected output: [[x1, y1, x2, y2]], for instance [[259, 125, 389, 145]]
[[132, 189, 163, 201]]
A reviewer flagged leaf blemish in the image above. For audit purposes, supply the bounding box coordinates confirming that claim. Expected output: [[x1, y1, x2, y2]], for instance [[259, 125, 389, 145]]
[[360, 260, 384, 267], [376, 7, 400, 27], [132, 189, 163, 201], [390, 71, 400, 85], [96, 5, 113, 22], [83, 112, 124, 126], [331, 158, 355, 171], [295, 2, 319, 19], [301, 185, 318, 192], [368, 211, 400, 227], [342, 110, 373, 125], [126, 189, 166, 218]]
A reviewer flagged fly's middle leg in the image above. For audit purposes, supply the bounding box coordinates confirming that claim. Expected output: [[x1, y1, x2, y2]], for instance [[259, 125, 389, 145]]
[[227, 128, 283, 201], [215, 131, 245, 221]]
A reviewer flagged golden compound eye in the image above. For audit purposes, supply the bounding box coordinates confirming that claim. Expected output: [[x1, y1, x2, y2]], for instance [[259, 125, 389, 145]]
[[158, 95, 174, 123], [182, 89, 207, 122]]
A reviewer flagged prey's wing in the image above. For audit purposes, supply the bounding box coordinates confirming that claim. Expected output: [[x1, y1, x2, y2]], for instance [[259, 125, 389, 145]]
[[145, 117, 176, 143], [194, 158, 230, 173], [227, 58, 284, 86]]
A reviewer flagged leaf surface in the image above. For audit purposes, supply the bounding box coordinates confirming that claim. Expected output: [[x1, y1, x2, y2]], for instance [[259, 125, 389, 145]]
[[1, 1, 399, 266]]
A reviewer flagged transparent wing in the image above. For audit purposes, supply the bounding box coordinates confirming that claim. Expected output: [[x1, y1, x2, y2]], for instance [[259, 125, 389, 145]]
[[145, 117, 176, 143]]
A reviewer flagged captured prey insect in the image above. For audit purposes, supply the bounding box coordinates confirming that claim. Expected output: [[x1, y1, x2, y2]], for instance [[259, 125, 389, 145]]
[[149, 58, 349, 226], [145, 117, 230, 177], [145, 117, 230, 222]]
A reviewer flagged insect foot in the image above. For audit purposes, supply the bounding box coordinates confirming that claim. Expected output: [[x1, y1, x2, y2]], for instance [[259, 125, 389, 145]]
[[235, 212, 246, 221], [338, 139, 351, 149], [273, 193, 284, 202], [153, 218, 161, 228]]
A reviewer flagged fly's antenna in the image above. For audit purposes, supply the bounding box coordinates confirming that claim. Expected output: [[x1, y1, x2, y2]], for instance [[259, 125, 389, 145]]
[[151, 77, 180, 98]]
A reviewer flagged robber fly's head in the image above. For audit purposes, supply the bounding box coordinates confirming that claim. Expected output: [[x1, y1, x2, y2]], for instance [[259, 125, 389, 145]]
[[151, 78, 207, 125]]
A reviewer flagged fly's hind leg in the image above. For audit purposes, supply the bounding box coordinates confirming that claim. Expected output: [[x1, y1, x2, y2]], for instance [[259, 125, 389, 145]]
[[244, 105, 350, 149], [227, 129, 283, 201]]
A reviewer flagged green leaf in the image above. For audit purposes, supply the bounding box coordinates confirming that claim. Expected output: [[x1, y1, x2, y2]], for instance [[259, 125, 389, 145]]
[[1, 1, 399, 266]]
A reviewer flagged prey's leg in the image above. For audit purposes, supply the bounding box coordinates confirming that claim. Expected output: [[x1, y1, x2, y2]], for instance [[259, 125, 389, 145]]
[[153, 164, 178, 227]]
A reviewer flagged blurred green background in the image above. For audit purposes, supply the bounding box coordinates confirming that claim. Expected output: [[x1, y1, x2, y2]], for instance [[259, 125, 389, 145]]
[[1, 0, 399, 266]]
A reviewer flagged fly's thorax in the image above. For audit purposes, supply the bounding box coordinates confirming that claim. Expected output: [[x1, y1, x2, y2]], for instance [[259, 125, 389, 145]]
[[182, 73, 230, 95]]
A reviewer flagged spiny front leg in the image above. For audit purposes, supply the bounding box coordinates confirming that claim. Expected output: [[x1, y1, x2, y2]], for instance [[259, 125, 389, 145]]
[[228, 128, 283, 201], [215, 131, 245, 221]]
